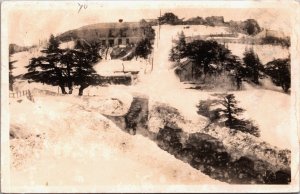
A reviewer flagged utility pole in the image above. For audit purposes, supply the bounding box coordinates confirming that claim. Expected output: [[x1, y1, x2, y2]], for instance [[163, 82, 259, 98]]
[[159, 9, 161, 40], [157, 9, 161, 49]]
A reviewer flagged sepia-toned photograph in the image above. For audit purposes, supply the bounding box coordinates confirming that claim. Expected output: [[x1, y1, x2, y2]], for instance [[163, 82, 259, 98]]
[[1, 0, 299, 193]]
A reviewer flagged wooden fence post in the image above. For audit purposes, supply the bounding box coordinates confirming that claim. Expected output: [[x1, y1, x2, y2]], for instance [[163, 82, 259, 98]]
[[151, 58, 153, 72]]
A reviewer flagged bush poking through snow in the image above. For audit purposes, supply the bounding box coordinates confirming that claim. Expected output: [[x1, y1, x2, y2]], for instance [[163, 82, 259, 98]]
[[263, 170, 291, 184], [150, 103, 290, 184], [196, 99, 221, 122], [157, 126, 184, 156], [264, 58, 291, 93], [156, 124, 290, 184]]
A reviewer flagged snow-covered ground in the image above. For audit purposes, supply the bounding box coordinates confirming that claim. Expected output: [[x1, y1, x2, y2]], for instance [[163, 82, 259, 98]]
[[10, 24, 292, 149], [8, 24, 293, 190], [10, 50, 41, 77], [168, 25, 290, 64], [171, 25, 228, 37], [10, 96, 223, 191], [131, 25, 292, 149], [234, 88, 291, 149], [93, 58, 150, 76]]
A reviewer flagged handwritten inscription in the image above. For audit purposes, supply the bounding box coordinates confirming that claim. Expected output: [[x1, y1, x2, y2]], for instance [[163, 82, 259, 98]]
[[78, 3, 88, 13]]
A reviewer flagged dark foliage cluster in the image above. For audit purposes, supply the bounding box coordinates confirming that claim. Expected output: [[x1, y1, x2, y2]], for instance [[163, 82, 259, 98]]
[[24, 35, 101, 96], [156, 125, 290, 184], [133, 22, 155, 59], [241, 48, 264, 85], [262, 36, 290, 47], [118, 99, 290, 184], [228, 19, 262, 36], [158, 12, 182, 25], [172, 36, 244, 88], [265, 58, 291, 93], [135, 38, 153, 59], [171, 32, 291, 93]]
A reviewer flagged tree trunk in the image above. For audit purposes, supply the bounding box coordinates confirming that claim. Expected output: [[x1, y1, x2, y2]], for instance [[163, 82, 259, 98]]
[[227, 101, 233, 128], [282, 84, 289, 93], [60, 85, 67, 94], [236, 75, 242, 90], [67, 65, 73, 94], [253, 69, 259, 85], [68, 81, 73, 94], [78, 84, 88, 96]]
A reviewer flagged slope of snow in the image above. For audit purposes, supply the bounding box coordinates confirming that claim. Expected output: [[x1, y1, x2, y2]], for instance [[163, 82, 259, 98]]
[[8, 24, 293, 192], [233, 89, 291, 150], [130, 24, 292, 149], [132, 25, 204, 121], [59, 41, 75, 49], [10, 96, 223, 192], [172, 25, 228, 37], [10, 24, 292, 150], [10, 50, 41, 77]]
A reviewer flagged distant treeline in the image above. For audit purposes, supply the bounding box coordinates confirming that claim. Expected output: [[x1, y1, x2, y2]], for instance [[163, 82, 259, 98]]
[[9, 44, 36, 55], [158, 13, 262, 36], [261, 36, 290, 47], [185, 35, 290, 48]]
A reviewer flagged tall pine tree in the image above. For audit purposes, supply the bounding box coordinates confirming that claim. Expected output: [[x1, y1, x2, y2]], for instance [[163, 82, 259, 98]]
[[170, 31, 186, 62], [216, 93, 259, 137], [24, 36, 101, 96], [24, 34, 68, 94], [71, 40, 101, 96], [184, 40, 232, 79], [198, 93, 260, 137], [242, 48, 263, 85]]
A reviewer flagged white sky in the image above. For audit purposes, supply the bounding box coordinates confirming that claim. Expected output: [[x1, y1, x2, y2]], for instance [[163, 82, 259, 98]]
[[5, 1, 293, 46]]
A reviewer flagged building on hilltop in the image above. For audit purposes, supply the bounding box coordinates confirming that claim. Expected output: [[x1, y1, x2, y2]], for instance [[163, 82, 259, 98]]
[[57, 22, 154, 47]]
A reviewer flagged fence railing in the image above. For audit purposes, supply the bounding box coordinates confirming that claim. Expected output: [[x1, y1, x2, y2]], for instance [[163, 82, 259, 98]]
[[9, 89, 34, 102]]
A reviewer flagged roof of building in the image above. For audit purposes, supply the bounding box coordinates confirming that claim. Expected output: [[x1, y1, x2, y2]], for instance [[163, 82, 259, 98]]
[[175, 58, 195, 71], [79, 22, 142, 30]]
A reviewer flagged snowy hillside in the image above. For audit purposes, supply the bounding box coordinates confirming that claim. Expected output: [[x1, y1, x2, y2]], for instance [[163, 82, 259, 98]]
[[10, 50, 41, 77], [10, 96, 223, 191], [8, 23, 293, 189]]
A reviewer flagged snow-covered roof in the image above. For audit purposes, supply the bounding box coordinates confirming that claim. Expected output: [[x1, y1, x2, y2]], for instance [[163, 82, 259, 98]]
[[59, 41, 75, 49]]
